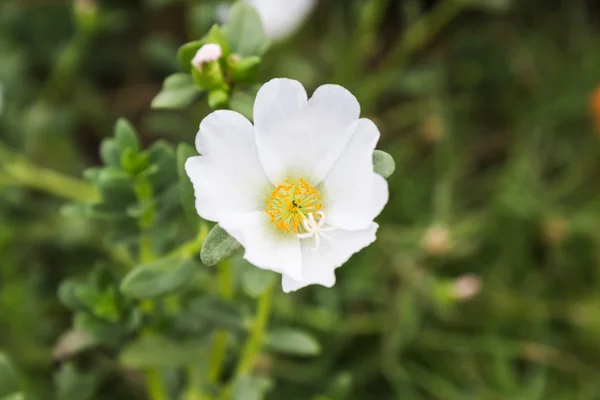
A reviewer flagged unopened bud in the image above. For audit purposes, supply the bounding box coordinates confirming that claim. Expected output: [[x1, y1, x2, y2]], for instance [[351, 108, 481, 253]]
[[421, 225, 451, 256], [191, 44, 223, 71], [451, 274, 481, 301], [541, 216, 569, 246], [420, 113, 445, 144]]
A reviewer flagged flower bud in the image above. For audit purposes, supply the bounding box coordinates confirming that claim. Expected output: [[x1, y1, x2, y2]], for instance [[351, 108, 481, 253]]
[[541, 216, 569, 246], [190, 44, 226, 91], [421, 225, 452, 256], [191, 44, 223, 71], [451, 274, 481, 301]]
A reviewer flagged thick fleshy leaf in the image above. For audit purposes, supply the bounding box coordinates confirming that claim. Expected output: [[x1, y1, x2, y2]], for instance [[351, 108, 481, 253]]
[[177, 143, 200, 228], [114, 118, 140, 154], [177, 297, 244, 331], [99, 139, 121, 168], [372, 150, 395, 178], [177, 40, 204, 72], [151, 73, 202, 109], [55, 363, 98, 400], [119, 334, 205, 368], [232, 376, 273, 400], [201, 224, 241, 266], [265, 329, 321, 356], [223, 2, 269, 56], [120, 255, 198, 298]]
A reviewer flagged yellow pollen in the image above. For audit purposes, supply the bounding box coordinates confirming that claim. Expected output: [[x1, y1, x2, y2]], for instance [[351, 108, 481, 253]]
[[265, 178, 323, 233]]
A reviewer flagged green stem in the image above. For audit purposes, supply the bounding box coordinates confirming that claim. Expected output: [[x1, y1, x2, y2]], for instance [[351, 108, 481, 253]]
[[235, 283, 274, 376], [207, 260, 234, 384], [145, 369, 170, 400], [1, 157, 99, 203]]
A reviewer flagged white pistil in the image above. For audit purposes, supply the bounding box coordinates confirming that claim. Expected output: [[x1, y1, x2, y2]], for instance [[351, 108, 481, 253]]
[[297, 212, 336, 251]]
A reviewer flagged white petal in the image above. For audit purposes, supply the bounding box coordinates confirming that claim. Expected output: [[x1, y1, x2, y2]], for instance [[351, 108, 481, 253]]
[[184, 110, 271, 222], [324, 119, 389, 231], [282, 223, 378, 292], [254, 79, 361, 184], [219, 211, 303, 281]]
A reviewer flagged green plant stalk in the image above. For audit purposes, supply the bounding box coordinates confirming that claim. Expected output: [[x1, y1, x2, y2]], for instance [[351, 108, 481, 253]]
[[207, 260, 234, 384], [235, 283, 274, 376], [1, 157, 100, 203], [145, 368, 169, 400]]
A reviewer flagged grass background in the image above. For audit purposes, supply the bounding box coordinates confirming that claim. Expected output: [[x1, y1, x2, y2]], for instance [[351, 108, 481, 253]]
[[2, 0, 600, 398]]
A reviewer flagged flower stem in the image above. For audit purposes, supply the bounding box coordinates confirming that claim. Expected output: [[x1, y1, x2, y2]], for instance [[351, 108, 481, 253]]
[[207, 259, 234, 385], [235, 283, 274, 376], [0, 147, 99, 203], [145, 368, 169, 400]]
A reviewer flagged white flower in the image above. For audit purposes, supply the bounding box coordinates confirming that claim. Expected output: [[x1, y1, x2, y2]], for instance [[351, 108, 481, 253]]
[[219, 0, 316, 41], [191, 44, 223, 70], [185, 78, 388, 292]]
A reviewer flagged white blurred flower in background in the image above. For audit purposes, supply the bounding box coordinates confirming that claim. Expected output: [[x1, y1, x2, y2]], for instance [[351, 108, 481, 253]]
[[220, 0, 316, 41]]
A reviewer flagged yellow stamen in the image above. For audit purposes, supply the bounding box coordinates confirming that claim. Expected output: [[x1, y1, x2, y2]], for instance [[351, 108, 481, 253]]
[[265, 178, 323, 233]]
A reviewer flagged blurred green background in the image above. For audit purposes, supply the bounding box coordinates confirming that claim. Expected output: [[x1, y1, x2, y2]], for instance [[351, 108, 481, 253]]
[[2, 0, 600, 399]]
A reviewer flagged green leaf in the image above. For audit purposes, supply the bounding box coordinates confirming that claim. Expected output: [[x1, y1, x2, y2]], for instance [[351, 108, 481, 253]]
[[201, 224, 241, 266], [99, 139, 121, 168], [0, 353, 19, 398], [241, 265, 276, 298], [55, 363, 98, 400], [232, 376, 273, 400], [120, 255, 198, 299], [265, 329, 321, 356], [372, 150, 395, 179], [58, 280, 88, 311], [177, 40, 204, 72], [151, 73, 202, 109], [146, 140, 177, 191], [119, 334, 205, 368], [176, 143, 200, 229], [73, 313, 128, 348], [114, 118, 140, 154], [208, 89, 229, 109], [223, 3, 269, 56], [178, 297, 244, 331], [230, 55, 261, 83]]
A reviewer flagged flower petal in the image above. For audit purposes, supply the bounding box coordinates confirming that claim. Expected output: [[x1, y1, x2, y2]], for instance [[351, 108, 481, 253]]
[[324, 119, 389, 231], [219, 211, 303, 281], [185, 110, 270, 222], [254, 79, 361, 184], [281, 223, 378, 292]]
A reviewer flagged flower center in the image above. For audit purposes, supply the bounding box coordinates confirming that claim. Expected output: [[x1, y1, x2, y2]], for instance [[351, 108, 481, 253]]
[[265, 178, 322, 233]]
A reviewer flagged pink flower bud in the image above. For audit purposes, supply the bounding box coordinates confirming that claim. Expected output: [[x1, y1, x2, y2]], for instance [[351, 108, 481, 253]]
[[192, 44, 223, 70], [452, 274, 482, 301]]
